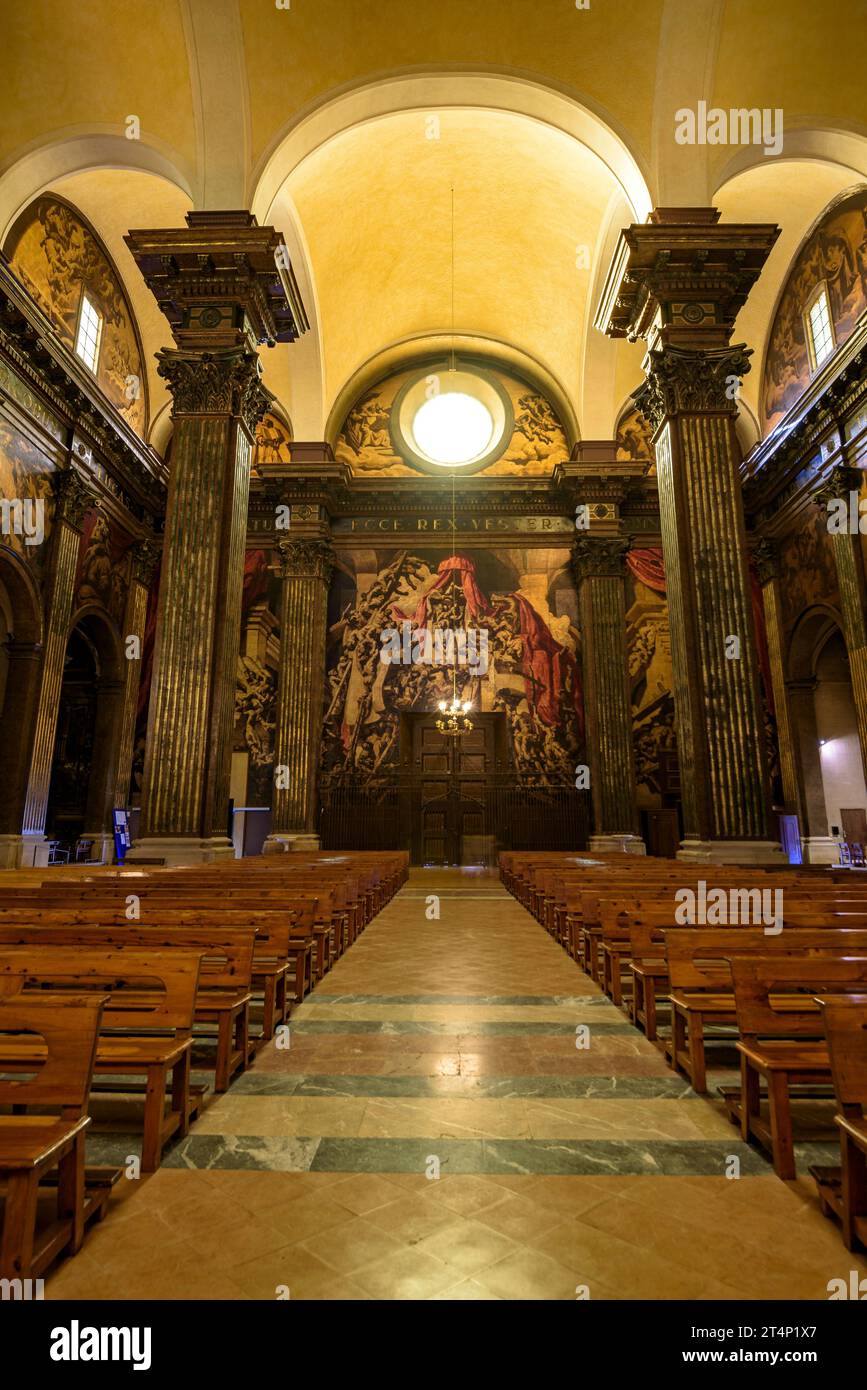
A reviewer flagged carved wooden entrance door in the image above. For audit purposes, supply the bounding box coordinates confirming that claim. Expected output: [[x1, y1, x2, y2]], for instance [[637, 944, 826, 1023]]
[[409, 714, 498, 865]]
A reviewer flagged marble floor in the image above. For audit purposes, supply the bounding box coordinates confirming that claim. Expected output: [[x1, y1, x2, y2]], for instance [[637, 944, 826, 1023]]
[[45, 868, 867, 1300]]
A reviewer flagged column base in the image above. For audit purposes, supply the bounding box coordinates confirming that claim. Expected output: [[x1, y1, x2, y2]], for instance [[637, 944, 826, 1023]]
[[801, 836, 843, 866], [81, 832, 115, 865], [263, 833, 321, 854], [0, 834, 51, 869], [588, 834, 646, 855], [676, 838, 786, 865], [125, 836, 237, 867]]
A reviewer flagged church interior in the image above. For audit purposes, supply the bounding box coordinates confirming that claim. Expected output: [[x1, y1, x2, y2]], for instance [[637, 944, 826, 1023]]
[[2, 0, 867, 1322]]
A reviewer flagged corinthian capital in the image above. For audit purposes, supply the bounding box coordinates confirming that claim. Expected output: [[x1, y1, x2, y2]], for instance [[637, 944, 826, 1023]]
[[572, 536, 629, 583], [634, 343, 753, 432], [131, 538, 160, 587], [54, 467, 94, 528], [157, 346, 274, 431], [277, 537, 334, 583]]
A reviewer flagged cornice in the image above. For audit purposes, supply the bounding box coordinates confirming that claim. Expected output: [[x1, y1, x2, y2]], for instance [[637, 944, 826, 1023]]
[[0, 258, 167, 527]]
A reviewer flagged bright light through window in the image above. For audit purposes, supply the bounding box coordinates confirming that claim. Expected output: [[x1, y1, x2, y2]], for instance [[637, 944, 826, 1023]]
[[807, 288, 834, 369], [75, 294, 103, 373], [411, 392, 495, 466]]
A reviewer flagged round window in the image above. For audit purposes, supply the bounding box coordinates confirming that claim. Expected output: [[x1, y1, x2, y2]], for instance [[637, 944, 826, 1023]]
[[390, 366, 513, 475]]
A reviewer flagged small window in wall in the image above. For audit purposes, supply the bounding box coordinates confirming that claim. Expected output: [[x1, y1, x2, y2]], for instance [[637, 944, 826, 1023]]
[[805, 285, 835, 371], [75, 293, 103, 373]]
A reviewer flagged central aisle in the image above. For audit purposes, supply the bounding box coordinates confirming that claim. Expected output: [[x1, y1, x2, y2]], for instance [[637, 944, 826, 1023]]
[[47, 869, 867, 1300]]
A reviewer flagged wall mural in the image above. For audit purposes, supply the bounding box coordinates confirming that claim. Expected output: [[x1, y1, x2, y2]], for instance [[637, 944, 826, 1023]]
[[616, 402, 655, 474], [0, 419, 57, 580], [253, 412, 292, 469], [335, 367, 568, 477], [624, 556, 678, 806], [763, 187, 867, 433], [233, 550, 279, 806], [5, 196, 147, 435], [74, 509, 133, 627], [777, 502, 840, 636], [322, 548, 583, 783]]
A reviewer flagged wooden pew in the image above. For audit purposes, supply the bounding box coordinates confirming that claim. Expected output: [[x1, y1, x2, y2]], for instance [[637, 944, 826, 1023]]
[[0, 925, 250, 1094], [0, 945, 203, 1172], [663, 927, 867, 1092], [812, 994, 867, 1251], [0, 994, 112, 1280], [726, 955, 867, 1180]]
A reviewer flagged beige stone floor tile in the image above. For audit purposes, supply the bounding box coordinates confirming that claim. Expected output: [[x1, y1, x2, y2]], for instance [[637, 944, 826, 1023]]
[[350, 1246, 457, 1299], [472, 1247, 586, 1300], [430, 1278, 503, 1300], [362, 1192, 461, 1243], [324, 1173, 407, 1214], [297, 1216, 406, 1274], [425, 1174, 512, 1217], [415, 1218, 519, 1275], [231, 1243, 363, 1300]]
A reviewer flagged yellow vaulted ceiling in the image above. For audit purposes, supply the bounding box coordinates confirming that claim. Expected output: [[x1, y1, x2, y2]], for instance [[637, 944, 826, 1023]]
[[284, 109, 617, 423]]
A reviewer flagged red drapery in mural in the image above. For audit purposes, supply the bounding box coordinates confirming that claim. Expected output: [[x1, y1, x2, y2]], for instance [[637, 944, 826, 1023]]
[[401, 553, 494, 628], [626, 547, 667, 594], [393, 553, 583, 741], [242, 548, 270, 615], [626, 546, 774, 715]]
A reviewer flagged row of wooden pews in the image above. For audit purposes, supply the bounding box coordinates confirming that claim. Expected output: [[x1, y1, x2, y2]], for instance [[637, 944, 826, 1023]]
[[501, 848, 867, 1252], [0, 848, 407, 1282]]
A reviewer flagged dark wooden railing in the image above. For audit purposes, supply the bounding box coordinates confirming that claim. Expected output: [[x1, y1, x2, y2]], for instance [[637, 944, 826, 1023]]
[[319, 775, 590, 861]]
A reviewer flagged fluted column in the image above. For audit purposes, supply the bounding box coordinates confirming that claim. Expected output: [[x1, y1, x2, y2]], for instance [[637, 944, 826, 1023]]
[[753, 539, 800, 812], [595, 207, 782, 862], [112, 540, 159, 811], [572, 537, 644, 853], [267, 538, 333, 850], [16, 468, 93, 865], [124, 211, 306, 864], [132, 347, 269, 860], [816, 465, 867, 779]]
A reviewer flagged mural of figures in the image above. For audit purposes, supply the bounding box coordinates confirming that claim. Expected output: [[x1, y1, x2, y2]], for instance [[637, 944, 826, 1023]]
[[624, 553, 678, 805], [253, 412, 292, 468], [0, 420, 56, 576], [74, 510, 133, 626], [616, 402, 655, 473], [777, 502, 840, 635], [335, 368, 569, 477], [5, 196, 147, 435], [763, 187, 867, 433], [323, 548, 583, 782], [233, 550, 280, 806]]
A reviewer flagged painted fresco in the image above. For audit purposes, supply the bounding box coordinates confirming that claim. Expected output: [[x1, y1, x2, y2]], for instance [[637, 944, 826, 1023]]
[[233, 550, 279, 806], [777, 504, 839, 635], [0, 419, 56, 578], [322, 548, 583, 782], [624, 561, 678, 806], [335, 368, 568, 477], [763, 187, 867, 433], [74, 509, 133, 627], [616, 401, 655, 474], [5, 197, 146, 435], [253, 412, 292, 469]]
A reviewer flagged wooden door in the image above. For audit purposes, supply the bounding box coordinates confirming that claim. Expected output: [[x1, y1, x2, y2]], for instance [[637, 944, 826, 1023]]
[[409, 715, 498, 865], [841, 808, 867, 846]]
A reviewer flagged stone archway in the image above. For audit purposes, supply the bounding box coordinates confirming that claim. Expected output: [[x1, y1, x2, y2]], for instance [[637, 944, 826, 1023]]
[[44, 607, 125, 861], [0, 549, 43, 866], [786, 605, 865, 862]]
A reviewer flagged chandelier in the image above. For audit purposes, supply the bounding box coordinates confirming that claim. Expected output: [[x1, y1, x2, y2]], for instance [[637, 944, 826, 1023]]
[[436, 695, 474, 738]]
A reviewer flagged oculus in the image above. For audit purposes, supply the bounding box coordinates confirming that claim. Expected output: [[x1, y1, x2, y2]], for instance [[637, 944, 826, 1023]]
[[391, 365, 513, 475]]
